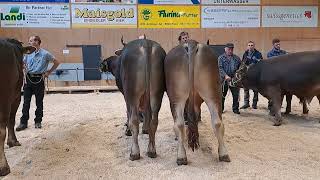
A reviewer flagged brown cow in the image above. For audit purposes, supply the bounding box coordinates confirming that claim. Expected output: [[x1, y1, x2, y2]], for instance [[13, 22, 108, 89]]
[[165, 40, 230, 165], [100, 37, 166, 160], [0, 38, 35, 176]]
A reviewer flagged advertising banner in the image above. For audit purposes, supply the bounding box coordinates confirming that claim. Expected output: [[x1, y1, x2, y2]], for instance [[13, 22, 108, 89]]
[[202, 6, 260, 28], [201, 0, 260, 5], [71, 0, 136, 4], [138, 0, 199, 4], [72, 4, 137, 28], [0, 4, 70, 28], [262, 6, 318, 27], [138, 5, 200, 28]]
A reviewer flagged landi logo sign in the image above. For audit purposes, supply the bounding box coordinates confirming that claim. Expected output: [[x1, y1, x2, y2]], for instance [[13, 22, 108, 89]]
[[0, 6, 26, 21]]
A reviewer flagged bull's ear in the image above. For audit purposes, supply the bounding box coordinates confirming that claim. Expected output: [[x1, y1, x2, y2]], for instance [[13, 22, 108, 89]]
[[115, 49, 122, 56], [23, 46, 36, 54]]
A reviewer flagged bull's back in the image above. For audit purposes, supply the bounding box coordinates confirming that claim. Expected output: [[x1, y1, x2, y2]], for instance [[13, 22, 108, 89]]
[[261, 51, 320, 94]]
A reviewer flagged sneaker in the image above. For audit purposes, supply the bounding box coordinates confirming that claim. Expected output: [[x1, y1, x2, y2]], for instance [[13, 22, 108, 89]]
[[16, 124, 28, 131], [35, 123, 42, 129], [240, 104, 250, 109]]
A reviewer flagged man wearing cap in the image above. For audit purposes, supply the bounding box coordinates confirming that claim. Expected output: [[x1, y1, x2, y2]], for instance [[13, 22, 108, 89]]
[[240, 41, 263, 109], [218, 43, 241, 114]]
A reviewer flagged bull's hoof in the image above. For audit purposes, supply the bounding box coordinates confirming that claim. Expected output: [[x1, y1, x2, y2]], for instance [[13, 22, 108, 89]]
[[142, 129, 148, 134], [284, 111, 291, 115], [125, 129, 132, 136], [303, 110, 309, 114], [0, 166, 10, 176], [219, 155, 231, 162], [129, 153, 140, 161], [7, 141, 21, 148], [147, 152, 157, 158], [176, 158, 188, 166]]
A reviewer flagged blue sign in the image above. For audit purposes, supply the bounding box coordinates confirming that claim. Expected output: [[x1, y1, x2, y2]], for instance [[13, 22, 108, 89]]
[[0, 0, 69, 2], [138, 0, 199, 4]]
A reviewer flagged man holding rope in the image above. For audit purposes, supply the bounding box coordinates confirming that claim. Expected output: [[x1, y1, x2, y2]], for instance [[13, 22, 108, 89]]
[[218, 43, 241, 114], [16, 35, 60, 131]]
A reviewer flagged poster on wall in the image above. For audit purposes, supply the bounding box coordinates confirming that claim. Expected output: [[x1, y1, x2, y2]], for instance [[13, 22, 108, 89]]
[[262, 6, 318, 27], [71, 0, 136, 4], [72, 5, 137, 28], [0, 0, 68, 2], [201, 0, 260, 5], [0, 4, 70, 28], [138, 5, 200, 28], [138, 0, 199, 4], [201, 6, 260, 28]]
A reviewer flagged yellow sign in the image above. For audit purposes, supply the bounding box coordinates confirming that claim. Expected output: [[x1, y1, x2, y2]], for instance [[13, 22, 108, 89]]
[[138, 5, 200, 28]]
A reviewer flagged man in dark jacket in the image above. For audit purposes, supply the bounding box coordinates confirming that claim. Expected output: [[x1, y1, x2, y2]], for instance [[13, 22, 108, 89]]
[[218, 43, 241, 114], [240, 41, 263, 109]]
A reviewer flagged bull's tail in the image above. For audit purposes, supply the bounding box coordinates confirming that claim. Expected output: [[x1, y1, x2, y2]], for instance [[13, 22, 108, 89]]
[[186, 41, 199, 151], [142, 40, 152, 133]]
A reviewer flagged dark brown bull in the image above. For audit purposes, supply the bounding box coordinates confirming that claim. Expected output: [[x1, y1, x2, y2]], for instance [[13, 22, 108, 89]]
[[0, 38, 35, 176], [165, 40, 230, 165], [100, 38, 166, 160], [232, 51, 320, 126]]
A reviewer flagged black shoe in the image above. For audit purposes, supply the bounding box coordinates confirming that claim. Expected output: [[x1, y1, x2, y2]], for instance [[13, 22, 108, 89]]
[[233, 110, 240, 114], [16, 124, 28, 131], [252, 104, 257, 109], [35, 123, 42, 129], [240, 104, 250, 109]]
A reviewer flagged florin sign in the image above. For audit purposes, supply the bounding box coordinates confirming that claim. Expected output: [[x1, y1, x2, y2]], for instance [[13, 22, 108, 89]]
[[72, 5, 137, 28], [138, 5, 200, 28]]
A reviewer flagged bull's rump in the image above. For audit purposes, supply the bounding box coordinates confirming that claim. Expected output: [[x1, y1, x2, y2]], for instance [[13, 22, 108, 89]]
[[165, 44, 221, 100], [0, 41, 21, 101], [120, 39, 165, 102]]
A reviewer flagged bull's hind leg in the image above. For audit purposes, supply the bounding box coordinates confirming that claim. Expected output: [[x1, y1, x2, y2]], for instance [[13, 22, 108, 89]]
[[147, 94, 163, 158], [7, 95, 21, 147], [204, 99, 230, 162], [170, 102, 188, 165], [0, 107, 10, 176], [128, 104, 140, 161]]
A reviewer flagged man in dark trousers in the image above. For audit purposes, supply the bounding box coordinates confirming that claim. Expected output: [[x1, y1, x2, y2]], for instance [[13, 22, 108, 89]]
[[266, 38, 287, 113], [16, 36, 60, 131], [218, 43, 241, 114], [240, 41, 263, 109]]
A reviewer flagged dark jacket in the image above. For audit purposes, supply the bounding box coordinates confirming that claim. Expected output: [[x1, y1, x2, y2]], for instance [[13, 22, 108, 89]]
[[267, 48, 287, 58], [218, 53, 241, 81], [242, 49, 263, 65]]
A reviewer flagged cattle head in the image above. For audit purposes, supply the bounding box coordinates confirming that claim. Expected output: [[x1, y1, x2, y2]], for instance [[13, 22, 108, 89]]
[[6, 38, 36, 56], [230, 62, 248, 88], [99, 56, 119, 76]]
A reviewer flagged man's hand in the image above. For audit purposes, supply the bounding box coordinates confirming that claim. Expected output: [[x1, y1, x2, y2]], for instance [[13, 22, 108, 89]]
[[44, 71, 50, 78], [225, 75, 231, 81]]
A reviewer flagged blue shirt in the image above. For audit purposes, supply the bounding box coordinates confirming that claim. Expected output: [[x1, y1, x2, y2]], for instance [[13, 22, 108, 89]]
[[218, 53, 241, 80], [267, 48, 287, 58], [24, 48, 54, 74]]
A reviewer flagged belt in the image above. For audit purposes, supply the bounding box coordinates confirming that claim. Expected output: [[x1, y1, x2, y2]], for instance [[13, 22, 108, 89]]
[[27, 73, 43, 78]]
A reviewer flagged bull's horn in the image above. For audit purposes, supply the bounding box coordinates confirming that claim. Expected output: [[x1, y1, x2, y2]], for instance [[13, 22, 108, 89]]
[[207, 39, 210, 45], [121, 36, 126, 46], [143, 34, 146, 39]]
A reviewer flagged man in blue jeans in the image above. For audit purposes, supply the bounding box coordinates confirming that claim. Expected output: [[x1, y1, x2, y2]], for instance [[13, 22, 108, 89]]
[[16, 36, 60, 131], [218, 43, 241, 114]]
